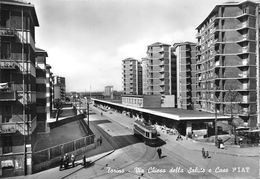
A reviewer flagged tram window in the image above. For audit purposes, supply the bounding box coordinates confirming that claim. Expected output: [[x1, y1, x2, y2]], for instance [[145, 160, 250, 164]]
[[146, 132, 149, 138], [151, 132, 157, 138]]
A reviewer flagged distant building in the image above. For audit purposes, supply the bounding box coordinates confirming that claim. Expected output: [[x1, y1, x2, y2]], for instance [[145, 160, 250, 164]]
[[53, 76, 66, 101], [122, 58, 142, 95], [195, 0, 260, 127], [172, 42, 196, 110], [104, 85, 113, 99]]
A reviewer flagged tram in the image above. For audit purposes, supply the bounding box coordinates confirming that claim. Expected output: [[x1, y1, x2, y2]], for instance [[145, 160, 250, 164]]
[[133, 120, 158, 145]]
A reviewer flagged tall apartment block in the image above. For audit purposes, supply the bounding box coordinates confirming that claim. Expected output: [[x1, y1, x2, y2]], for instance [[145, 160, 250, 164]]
[[143, 42, 176, 96], [0, 0, 39, 176], [172, 42, 196, 110], [35, 48, 48, 133], [122, 58, 142, 95], [195, 1, 260, 128], [53, 76, 66, 102], [104, 85, 114, 99]]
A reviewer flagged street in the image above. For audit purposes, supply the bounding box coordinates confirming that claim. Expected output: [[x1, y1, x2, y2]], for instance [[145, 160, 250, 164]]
[[21, 104, 259, 179]]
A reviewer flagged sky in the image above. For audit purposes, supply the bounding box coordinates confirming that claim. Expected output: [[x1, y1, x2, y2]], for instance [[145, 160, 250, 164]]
[[28, 0, 231, 92]]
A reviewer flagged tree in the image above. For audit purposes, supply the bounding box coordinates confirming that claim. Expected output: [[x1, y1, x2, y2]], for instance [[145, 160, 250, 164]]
[[54, 99, 63, 122]]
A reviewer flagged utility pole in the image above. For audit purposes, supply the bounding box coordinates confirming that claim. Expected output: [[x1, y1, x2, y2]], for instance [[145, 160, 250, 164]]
[[87, 101, 89, 126], [215, 102, 218, 146], [21, 7, 27, 176]]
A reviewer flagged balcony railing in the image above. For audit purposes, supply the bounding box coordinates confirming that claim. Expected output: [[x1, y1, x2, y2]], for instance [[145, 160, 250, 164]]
[[0, 28, 15, 37], [0, 82, 16, 102], [238, 72, 249, 78], [0, 119, 36, 135], [0, 61, 17, 70]]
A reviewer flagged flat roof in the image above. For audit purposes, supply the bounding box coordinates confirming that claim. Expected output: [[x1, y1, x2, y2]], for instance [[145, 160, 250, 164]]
[[93, 99, 231, 121], [1, 0, 39, 26], [196, 0, 257, 30]]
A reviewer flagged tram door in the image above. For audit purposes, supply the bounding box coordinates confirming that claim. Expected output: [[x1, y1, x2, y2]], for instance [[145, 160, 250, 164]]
[[146, 132, 150, 139]]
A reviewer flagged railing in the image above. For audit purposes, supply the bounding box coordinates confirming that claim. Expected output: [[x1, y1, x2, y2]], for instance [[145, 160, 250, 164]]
[[0, 82, 16, 102], [0, 60, 17, 70], [0, 28, 15, 36], [0, 123, 18, 134], [33, 135, 95, 165]]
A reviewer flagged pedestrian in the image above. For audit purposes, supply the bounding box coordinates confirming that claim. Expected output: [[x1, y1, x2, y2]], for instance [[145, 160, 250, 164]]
[[157, 147, 162, 159], [59, 156, 63, 170], [101, 112, 103, 116], [99, 136, 102, 145], [202, 148, 206, 158], [205, 151, 210, 158], [65, 153, 69, 169], [71, 154, 75, 167], [83, 155, 86, 167]]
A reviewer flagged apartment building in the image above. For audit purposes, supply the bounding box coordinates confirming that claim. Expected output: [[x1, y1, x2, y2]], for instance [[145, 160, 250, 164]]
[[35, 48, 48, 133], [195, 1, 260, 127], [0, 0, 39, 176], [172, 42, 196, 110], [143, 42, 177, 97], [104, 85, 113, 99], [122, 58, 142, 95], [53, 76, 66, 102]]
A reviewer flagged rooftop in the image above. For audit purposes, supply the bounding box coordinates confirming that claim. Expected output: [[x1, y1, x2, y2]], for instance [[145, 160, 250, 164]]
[[196, 0, 258, 30], [148, 42, 171, 47], [1, 0, 39, 26], [93, 99, 231, 121]]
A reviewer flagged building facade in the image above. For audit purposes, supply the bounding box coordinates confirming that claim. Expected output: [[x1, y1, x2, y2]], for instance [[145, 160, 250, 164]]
[[122, 58, 142, 95], [0, 0, 39, 176], [35, 48, 48, 133], [172, 42, 196, 110], [53, 76, 66, 102], [143, 42, 177, 97], [195, 1, 260, 127]]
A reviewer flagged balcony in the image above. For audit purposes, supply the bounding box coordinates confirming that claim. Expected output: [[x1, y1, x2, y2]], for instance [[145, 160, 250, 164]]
[[241, 47, 249, 53], [241, 96, 249, 103], [242, 59, 249, 66], [0, 123, 18, 134], [0, 118, 36, 135], [238, 72, 249, 78], [215, 61, 220, 67], [0, 28, 15, 37], [0, 61, 17, 70], [0, 83, 17, 102]]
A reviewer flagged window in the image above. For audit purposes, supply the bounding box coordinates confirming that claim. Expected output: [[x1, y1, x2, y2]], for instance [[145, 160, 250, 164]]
[[243, 8, 247, 14], [0, 43, 11, 59], [3, 136, 12, 154], [2, 105, 12, 123], [146, 132, 150, 138], [0, 10, 9, 27]]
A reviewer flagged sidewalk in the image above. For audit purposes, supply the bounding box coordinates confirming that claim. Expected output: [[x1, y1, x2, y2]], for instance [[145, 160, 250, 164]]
[[156, 126, 259, 157]]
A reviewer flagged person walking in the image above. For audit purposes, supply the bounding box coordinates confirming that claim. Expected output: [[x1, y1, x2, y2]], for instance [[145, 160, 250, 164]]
[[83, 155, 86, 167], [157, 147, 162, 159], [71, 154, 75, 167], [202, 148, 206, 158], [99, 136, 103, 145], [59, 156, 64, 170]]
